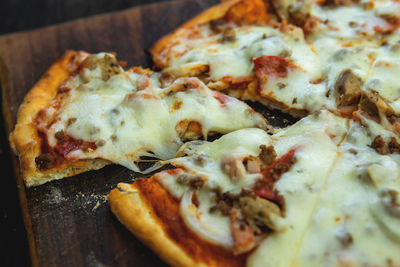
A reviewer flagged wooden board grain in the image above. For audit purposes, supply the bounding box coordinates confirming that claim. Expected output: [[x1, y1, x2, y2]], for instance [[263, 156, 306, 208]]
[[0, 0, 220, 266]]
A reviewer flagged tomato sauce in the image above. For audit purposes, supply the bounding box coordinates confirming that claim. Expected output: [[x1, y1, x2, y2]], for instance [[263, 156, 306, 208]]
[[135, 178, 248, 267], [253, 148, 297, 201]]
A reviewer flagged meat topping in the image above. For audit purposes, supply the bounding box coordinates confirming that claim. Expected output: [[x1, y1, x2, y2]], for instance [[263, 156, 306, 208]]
[[175, 120, 203, 141], [335, 69, 362, 108], [176, 174, 205, 189], [388, 137, 400, 154], [231, 209, 256, 255], [239, 196, 282, 230], [258, 145, 277, 168], [80, 54, 122, 82], [209, 18, 232, 33], [35, 153, 56, 170], [358, 90, 383, 123], [371, 135, 400, 155], [371, 135, 388, 155], [319, 0, 360, 6], [336, 231, 353, 247], [55, 130, 65, 143]]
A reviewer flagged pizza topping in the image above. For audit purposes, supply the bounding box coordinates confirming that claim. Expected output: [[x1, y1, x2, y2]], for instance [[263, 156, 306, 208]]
[[209, 191, 285, 255], [223, 155, 250, 183], [175, 120, 203, 141], [220, 31, 236, 43], [335, 230, 353, 247], [239, 196, 282, 231], [35, 153, 56, 170], [209, 18, 232, 33], [318, 0, 360, 7], [373, 15, 400, 34], [210, 196, 232, 216], [288, 2, 312, 28], [54, 130, 65, 142], [380, 188, 400, 218], [358, 90, 390, 123], [254, 56, 296, 82], [208, 19, 237, 43], [371, 135, 388, 154], [258, 145, 277, 168], [80, 53, 122, 82], [371, 135, 400, 155], [258, 145, 277, 169], [254, 148, 296, 200], [176, 174, 205, 189], [231, 210, 256, 255], [335, 69, 362, 108], [244, 156, 262, 174]]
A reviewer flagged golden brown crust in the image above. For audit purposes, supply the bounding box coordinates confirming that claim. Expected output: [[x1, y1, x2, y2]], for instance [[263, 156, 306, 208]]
[[150, 0, 242, 68], [109, 183, 203, 267], [9, 50, 109, 187]]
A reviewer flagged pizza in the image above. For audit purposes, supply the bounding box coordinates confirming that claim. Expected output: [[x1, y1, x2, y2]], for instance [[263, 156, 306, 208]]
[[9, 51, 267, 187], [8, 0, 400, 266]]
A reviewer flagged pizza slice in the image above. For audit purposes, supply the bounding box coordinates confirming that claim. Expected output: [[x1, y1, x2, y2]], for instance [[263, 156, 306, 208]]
[[151, 0, 329, 117], [109, 110, 348, 266], [9, 51, 268, 187], [151, 0, 400, 119]]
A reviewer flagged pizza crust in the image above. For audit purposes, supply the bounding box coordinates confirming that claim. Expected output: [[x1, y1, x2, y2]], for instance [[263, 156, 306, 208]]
[[109, 182, 203, 267], [9, 50, 110, 187], [150, 0, 242, 68]]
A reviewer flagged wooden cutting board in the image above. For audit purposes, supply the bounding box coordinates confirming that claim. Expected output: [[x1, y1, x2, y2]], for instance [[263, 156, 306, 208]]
[[0, 0, 220, 266]]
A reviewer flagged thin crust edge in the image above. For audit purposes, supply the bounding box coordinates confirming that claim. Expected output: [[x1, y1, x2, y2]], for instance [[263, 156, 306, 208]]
[[150, 0, 242, 68], [109, 182, 207, 267]]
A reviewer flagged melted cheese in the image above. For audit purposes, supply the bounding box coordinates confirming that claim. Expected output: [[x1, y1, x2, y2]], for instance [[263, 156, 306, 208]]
[[154, 110, 400, 265], [156, 111, 348, 253], [41, 53, 267, 172], [297, 121, 400, 266], [163, 24, 332, 112], [364, 44, 400, 107], [272, 109, 348, 145], [309, 0, 400, 40], [156, 128, 273, 248], [248, 112, 345, 266], [159, 128, 272, 195]]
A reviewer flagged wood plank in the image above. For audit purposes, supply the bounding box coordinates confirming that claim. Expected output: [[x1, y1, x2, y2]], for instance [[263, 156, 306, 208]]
[[0, 0, 219, 265]]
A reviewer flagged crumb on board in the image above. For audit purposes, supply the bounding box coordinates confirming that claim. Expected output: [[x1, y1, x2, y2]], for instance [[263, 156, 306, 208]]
[[42, 186, 109, 211]]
